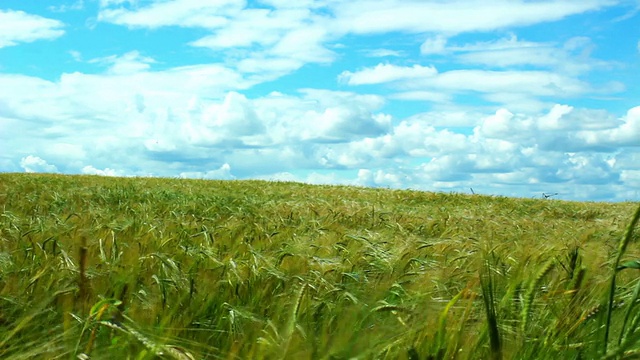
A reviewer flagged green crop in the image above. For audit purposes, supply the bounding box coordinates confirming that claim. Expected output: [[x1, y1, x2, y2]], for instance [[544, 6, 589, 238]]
[[0, 173, 638, 359]]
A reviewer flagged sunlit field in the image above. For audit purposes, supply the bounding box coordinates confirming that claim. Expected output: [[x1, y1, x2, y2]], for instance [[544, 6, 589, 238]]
[[0, 173, 639, 359]]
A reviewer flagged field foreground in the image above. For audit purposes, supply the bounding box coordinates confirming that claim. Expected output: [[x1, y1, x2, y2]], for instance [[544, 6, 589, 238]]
[[0, 173, 639, 359]]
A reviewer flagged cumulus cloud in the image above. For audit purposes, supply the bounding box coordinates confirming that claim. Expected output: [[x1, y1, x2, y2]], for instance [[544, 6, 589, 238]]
[[179, 163, 235, 180], [356, 168, 406, 188], [404, 105, 636, 189], [256, 171, 359, 187], [81, 165, 121, 176], [577, 106, 640, 147], [295, 102, 639, 199], [187, 91, 266, 147], [474, 104, 638, 153], [20, 156, 58, 173], [0, 61, 251, 134], [0, 65, 394, 178], [5, 89, 640, 200], [0, 10, 65, 48]]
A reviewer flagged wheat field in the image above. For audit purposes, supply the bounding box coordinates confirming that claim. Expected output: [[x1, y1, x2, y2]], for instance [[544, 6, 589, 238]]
[[0, 173, 639, 359]]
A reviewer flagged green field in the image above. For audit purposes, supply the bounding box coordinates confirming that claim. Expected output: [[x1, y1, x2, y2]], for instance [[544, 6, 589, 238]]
[[0, 173, 639, 359]]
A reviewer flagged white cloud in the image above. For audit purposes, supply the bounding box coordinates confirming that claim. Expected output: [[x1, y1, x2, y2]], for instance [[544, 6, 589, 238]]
[[256, 171, 359, 186], [456, 37, 563, 66], [621, 170, 640, 188], [356, 168, 405, 188], [0, 1, 636, 203], [615, 151, 640, 171], [98, 0, 616, 37], [293, 102, 639, 199], [269, 26, 335, 64], [81, 165, 121, 176], [334, 0, 614, 34], [189, 9, 335, 78], [404, 110, 483, 128], [305, 172, 351, 185], [423, 69, 591, 96], [436, 35, 608, 75], [180, 89, 391, 149], [0, 63, 394, 178], [20, 156, 58, 173], [179, 163, 235, 180], [478, 109, 519, 139], [69, 50, 83, 62], [48, 143, 87, 162], [556, 153, 618, 184], [577, 106, 640, 147], [563, 36, 593, 52], [420, 35, 447, 55], [480, 93, 552, 113], [0, 61, 251, 131], [96, 1, 618, 93], [474, 105, 628, 151], [0, 10, 65, 48], [342, 33, 620, 113], [235, 57, 302, 78], [339, 64, 437, 85], [188, 7, 310, 48], [98, 0, 243, 29], [341, 63, 598, 100], [187, 91, 266, 147], [90, 51, 156, 74], [49, 0, 85, 12], [100, 0, 336, 78], [4, 80, 640, 200], [362, 48, 404, 57], [256, 171, 299, 182]]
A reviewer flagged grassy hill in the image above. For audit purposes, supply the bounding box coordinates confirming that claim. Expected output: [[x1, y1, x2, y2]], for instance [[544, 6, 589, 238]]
[[0, 173, 639, 359]]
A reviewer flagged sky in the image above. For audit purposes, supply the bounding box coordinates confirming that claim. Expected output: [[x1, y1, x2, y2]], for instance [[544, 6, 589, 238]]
[[1, 0, 639, 201]]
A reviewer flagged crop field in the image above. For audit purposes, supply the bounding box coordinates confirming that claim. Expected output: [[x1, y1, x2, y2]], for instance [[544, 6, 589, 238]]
[[0, 173, 639, 359]]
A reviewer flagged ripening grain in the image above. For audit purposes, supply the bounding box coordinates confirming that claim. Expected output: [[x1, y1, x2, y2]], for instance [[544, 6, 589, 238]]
[[0, 173, 638, 359]]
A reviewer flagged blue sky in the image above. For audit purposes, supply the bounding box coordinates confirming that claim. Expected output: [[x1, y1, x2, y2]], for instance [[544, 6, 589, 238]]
[[1, 0, 639, 201]]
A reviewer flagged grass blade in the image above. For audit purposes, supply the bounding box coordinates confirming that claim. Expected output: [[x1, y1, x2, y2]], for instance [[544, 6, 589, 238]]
[[604, 204, 640, 354]]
